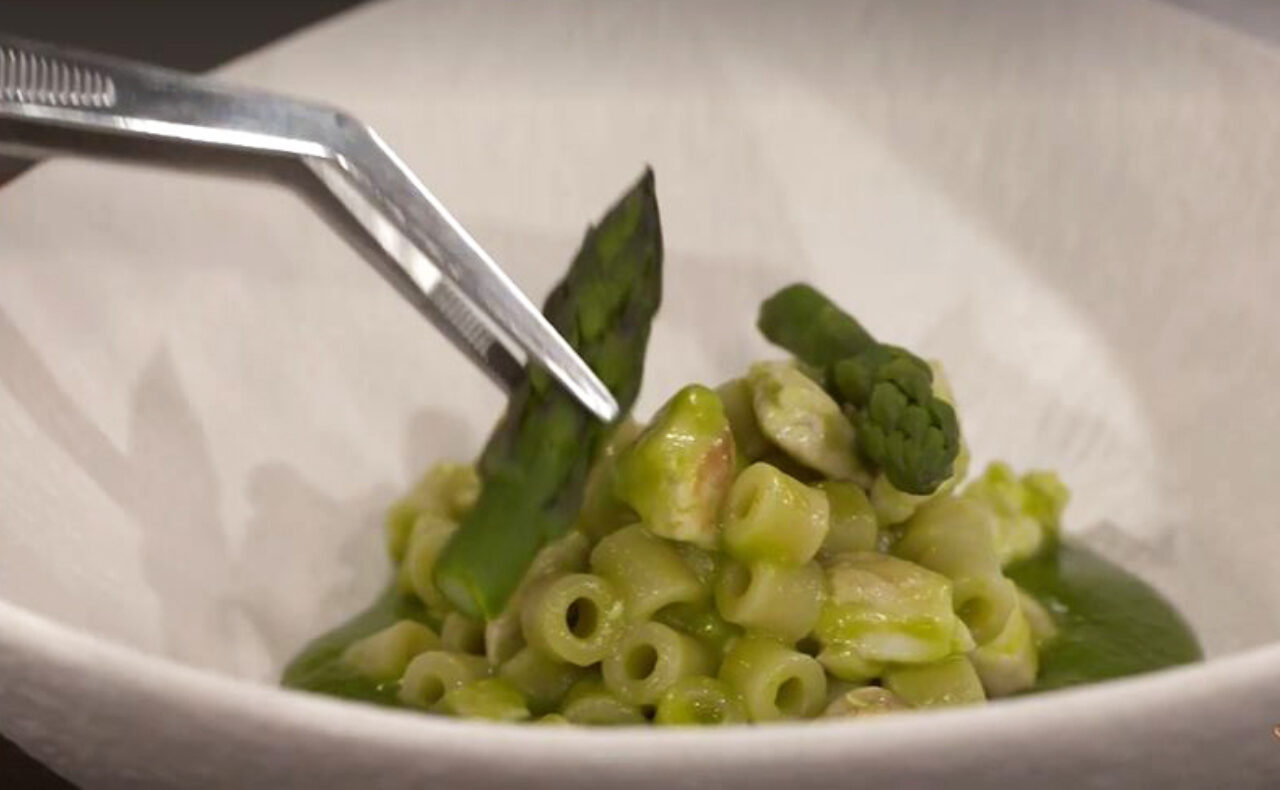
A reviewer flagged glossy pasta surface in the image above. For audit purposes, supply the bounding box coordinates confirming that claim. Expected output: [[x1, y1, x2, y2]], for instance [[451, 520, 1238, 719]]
[[310, 357, 1085, 725]]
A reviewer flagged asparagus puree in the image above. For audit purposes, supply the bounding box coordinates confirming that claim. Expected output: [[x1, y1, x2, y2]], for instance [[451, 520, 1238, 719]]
[[282, 585, 429, 708], [1009, 542, 1201, 692]]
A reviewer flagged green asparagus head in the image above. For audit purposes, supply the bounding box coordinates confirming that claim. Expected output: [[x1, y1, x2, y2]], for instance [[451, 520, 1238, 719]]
[[756, 283, 962, 497], [833, 347, 960, 496], [613, 384, 736, 548], [435, 169, 663, 620]]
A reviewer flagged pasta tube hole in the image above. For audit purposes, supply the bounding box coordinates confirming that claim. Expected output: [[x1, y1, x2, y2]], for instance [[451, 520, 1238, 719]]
[[416, 677, 446, 708], [623, 644, 660, 680], [567, 597, 600, 639], [775, 676, 808, 717]]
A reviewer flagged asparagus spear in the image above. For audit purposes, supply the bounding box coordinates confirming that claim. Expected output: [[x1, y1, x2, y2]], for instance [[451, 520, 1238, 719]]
[[434, 170, 663, 619], [756, 283, 960, 496], [757, 283, 876, 370]]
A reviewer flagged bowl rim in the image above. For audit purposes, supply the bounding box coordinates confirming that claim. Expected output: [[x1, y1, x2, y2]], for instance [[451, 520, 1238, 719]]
[[3, 594, 1279, 765]]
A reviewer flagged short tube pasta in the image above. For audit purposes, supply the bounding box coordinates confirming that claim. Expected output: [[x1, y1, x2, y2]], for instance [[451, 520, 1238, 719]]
[[341, 620, 439, 682], [951, 575, 1020, 646], [654, 602, 741, 656], [590, 524, 706, 622], [719, 637, 827, 721], [723, 463, 830, 565], [883, 654, 986, 709], [654, 676, 747, 725], [521, 573, 624, 666], [498, 646, 588, 715], [714, 559, 825, 643], [484, 532, 593, 666], [715, 377, 772, 464], [385, 463, 479, 561], [437, 612, 483, 655], [969, 604, 1038, 697], [1017, 586, 1058, 645], [602, 622, 714, 705], [560, 679, 646, 725], [437, 677, 530, 722], [817, 481, 878, 556], [397, 651, 489, 709], [895, 497, 1002, 580], [399, 513, 458, 611], [896, 496, 1020, 645], [822, 686, 907, 718], [815, 644, 883, 683]]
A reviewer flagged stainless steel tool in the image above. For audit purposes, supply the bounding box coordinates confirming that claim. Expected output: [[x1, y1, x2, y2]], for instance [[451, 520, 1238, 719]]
[[0, 34, 618, 422]]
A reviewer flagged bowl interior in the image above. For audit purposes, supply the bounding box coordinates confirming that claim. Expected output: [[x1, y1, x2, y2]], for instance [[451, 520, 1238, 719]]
[[1, 0, 1279, 689]]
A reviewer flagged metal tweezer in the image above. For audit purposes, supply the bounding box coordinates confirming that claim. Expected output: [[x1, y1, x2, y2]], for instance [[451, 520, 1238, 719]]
[[0, 34, 618, 422]]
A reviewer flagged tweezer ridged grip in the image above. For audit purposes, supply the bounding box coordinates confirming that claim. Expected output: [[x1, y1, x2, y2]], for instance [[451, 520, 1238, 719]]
[[0, 46, 116, 108]]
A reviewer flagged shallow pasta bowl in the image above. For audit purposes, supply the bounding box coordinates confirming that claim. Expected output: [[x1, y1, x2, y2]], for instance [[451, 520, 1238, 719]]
[[2, 0, 1280, 787]]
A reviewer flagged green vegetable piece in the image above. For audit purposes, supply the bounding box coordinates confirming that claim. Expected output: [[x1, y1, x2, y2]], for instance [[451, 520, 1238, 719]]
[[757, 283, 876, 370], [756, 284, 961, 496], [435, 170, 663, 619], [833, 348, 960, 496], [883, 654, 986, 709], [612, 385, 736, 548], [437, 677, 532, 722]]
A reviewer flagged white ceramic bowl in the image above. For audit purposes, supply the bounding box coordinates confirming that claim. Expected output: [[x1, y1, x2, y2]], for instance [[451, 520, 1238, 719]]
[[2, 1, 1279, 787]]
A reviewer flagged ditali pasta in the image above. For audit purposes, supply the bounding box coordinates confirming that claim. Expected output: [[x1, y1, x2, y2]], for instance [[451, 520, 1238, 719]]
[[326, 361, 1066, 724], [283, 174, 1201, 726]]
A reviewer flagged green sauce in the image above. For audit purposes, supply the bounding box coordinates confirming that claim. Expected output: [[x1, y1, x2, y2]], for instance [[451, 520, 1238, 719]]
[[1008, 542, 1202, 693], [282, 585, 431, 708], [283, 541, 1202, 708]]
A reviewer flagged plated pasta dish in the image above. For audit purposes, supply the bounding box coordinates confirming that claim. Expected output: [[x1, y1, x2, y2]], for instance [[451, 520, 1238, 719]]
[[284, 171, 1199, 725]]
